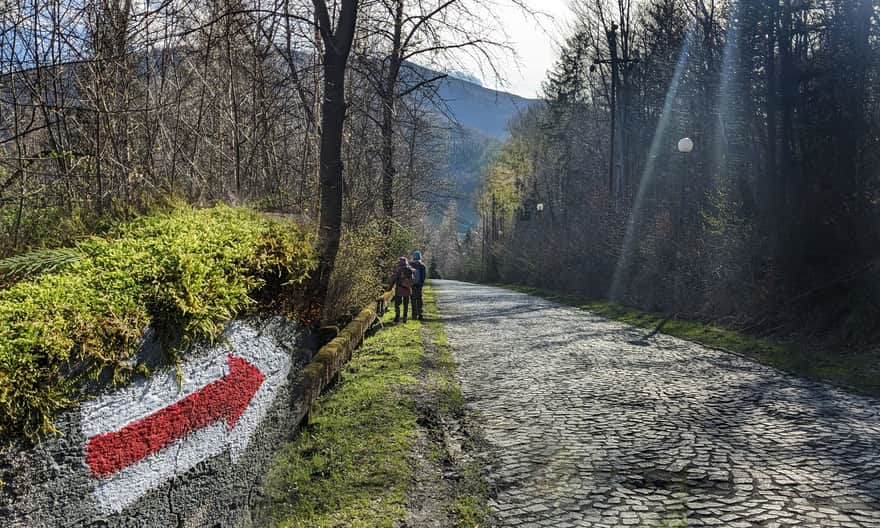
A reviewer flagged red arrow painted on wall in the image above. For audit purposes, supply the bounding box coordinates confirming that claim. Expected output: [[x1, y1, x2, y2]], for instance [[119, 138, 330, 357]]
[[86, 354, 265, 478]]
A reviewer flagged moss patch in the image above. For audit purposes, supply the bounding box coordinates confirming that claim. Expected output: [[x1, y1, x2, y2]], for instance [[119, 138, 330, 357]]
[[0, 206, 316, 441], [496, 284, 880, 398]]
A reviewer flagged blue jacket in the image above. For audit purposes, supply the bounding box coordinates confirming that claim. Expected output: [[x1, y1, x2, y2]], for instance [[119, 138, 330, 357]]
[[411, 261, 427, 287]]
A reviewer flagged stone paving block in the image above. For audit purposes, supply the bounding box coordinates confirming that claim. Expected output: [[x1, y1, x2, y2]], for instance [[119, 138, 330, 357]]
[[433, 281, 880, 528]]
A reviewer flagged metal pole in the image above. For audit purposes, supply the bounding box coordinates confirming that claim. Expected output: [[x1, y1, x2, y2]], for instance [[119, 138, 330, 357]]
[[490, 193, 497, 280], [607, 24, 618, 194], [677, 152, 687, 241]]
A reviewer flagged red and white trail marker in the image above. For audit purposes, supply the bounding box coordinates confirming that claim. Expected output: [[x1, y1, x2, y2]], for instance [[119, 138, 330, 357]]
[[80, 323, 292, 513]]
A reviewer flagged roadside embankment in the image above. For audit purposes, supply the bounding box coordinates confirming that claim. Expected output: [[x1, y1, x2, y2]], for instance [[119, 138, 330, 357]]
[[0, 205, 316, 442], [0, 206, 395, 527]]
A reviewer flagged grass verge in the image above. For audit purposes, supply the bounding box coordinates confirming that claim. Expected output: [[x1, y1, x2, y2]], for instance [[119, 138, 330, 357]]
[[265, 308, 421, 528], [421, 287, 490, 527], [265, 285, 491, 527], [496, 284, 880, 397]]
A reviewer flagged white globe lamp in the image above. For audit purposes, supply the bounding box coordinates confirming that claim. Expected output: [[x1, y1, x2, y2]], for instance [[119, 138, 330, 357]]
[[677, 137, 694, 153]]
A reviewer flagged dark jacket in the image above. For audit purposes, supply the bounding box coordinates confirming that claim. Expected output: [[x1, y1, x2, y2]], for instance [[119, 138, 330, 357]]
[[391, 264, 415, 297], [411, 260, 427, 287]]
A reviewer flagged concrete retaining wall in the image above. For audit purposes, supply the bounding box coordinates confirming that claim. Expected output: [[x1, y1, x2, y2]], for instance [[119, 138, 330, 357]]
[[0, 292, 391, 528], [0, 316, 316, 528], [0, 289, 392, 527]]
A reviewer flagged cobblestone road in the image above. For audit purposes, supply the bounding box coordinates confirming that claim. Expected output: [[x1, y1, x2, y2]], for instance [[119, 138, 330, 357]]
[[433, 281, 880, 528]]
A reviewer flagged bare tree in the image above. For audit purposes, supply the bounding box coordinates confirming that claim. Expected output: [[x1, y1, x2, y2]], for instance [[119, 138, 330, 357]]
[[354, 0, 517, 234], [310, 0, 360, 317]]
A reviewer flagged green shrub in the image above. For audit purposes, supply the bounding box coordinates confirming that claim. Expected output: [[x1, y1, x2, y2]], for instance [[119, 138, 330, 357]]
[[0, 204, 105, 258], [323, 222, 386, 325], [323, 222, 420, 324], [0, 247, 88, 281], [0, 205, 316, 441], [386, 221, 425, 266], [323, 221, 422, 325]]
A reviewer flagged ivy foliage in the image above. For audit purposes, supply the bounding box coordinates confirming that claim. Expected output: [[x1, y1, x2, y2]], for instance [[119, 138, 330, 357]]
[[0, 206, 316, 441]]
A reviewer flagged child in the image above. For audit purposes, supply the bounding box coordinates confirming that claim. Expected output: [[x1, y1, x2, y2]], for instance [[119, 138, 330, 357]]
[[390, 256, 415, 322]]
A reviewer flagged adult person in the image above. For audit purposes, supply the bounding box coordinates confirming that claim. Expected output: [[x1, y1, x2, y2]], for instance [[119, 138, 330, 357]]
[[410, 251, 427, 320], [390, 256, 415, 323]]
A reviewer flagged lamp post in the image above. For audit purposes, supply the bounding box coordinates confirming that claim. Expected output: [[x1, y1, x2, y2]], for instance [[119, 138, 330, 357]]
[[677, 137, 694, 223], [592, 22, 640, 197], [674, 137, 694, 304]]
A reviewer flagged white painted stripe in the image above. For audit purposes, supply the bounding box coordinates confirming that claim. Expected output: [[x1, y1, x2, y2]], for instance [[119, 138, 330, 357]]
[[82, 322, 294, 513], [94, 422, 229, 512], [81, 323, 287, 437], [81, 353, 228, 439]]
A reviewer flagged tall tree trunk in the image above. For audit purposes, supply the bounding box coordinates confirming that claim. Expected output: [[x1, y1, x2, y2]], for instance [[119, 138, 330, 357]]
[[779, 0, 796, 216], [763, 0, 779, 219], [380, 98, 396, 229], [314, 53, 347, 317], [226, 15, 243, 200], [311, 0, 359, 323]]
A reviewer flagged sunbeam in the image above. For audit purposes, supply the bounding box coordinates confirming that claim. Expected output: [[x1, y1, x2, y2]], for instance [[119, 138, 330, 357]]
[[710, 0, 743, 186], [609, 26, 696, 303]]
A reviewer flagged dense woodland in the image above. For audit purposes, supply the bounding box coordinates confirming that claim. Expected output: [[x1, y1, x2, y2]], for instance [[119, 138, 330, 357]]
[[471, 0, 880, 345], [3, 0, 880, 341], [0, 0, 514, 320]]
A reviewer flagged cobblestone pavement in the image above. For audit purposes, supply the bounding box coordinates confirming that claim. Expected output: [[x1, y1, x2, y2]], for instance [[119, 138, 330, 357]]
[[432, 281, 880, 528]]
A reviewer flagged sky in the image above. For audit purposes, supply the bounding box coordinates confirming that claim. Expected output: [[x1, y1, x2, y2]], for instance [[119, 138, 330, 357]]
[[483, 0, 576, 99]]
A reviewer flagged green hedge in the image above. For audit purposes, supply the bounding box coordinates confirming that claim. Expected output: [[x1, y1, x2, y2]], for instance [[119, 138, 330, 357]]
[[0, 206, 316, 441]]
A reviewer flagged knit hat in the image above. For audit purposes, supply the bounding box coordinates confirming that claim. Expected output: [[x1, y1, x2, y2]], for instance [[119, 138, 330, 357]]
[[412, 251, 422, 261]]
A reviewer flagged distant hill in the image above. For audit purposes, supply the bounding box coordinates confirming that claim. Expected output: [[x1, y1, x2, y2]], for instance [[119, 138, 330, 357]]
[[410, 70, 538, 229], [436, 75, 538, 139], [403, 64, 538, 139]]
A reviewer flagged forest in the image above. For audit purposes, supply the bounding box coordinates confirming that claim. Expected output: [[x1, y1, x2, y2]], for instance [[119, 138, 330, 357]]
[[471, 0, 880, 347], [0, 0, 515, 323], [2, 1, 880, 523], [3, 0, 880, 341]]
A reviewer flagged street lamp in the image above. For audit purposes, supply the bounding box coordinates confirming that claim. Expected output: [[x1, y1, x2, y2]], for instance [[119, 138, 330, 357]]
[[677, 137, 694, 153], [674, 137, 695, 304], [678, 137, 694, 192], [676, 136, 694, 251]]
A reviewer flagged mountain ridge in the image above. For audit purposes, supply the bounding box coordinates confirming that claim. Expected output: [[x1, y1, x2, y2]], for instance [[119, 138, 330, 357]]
[[435, 75, 539, 139], [423, 72, 540, 229]]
